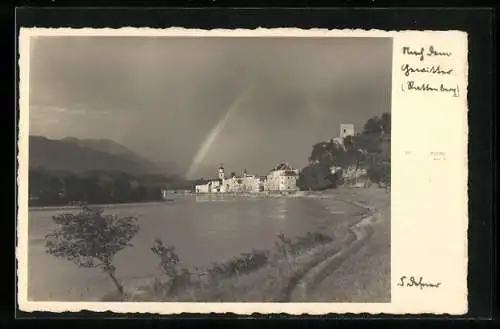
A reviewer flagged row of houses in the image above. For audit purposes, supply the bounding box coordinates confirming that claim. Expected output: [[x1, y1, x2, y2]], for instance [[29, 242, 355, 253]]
[[193, 124, 360, 194], [195, 162, 299, 194]]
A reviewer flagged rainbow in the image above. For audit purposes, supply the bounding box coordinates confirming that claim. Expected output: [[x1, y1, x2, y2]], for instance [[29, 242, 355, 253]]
[[185, 84, 254, 180]]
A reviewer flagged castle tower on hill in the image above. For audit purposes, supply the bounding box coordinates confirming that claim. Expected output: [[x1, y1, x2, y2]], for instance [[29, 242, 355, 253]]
[[340, 124, 355, 139]]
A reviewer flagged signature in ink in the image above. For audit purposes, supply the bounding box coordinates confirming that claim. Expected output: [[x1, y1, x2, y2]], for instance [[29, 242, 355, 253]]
[[397, 276, 442, 290]]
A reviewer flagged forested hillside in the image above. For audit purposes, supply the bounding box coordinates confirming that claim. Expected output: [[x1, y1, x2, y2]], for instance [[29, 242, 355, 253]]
[[297, 113, 391, 190]]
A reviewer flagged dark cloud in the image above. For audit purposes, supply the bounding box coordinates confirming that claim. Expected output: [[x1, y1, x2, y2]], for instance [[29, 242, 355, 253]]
[[29, 36, 392, 178]]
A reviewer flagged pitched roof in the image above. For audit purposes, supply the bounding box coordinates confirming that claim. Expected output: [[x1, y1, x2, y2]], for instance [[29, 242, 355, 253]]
[[270, 161, 294, 172]]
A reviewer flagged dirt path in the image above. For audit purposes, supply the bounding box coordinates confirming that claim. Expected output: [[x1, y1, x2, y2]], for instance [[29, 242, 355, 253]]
[[287, 190, 389, 302]]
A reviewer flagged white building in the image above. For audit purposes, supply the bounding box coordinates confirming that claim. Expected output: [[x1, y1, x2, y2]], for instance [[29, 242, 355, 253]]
[[195, 165, 261, 194], [195, 183, 211, 194], [264, 162, 299, 192], [330, 166, 343, 175], [240, 170, 262, 193], [195, 165, 226, 194], [195, 162, 298, 194]]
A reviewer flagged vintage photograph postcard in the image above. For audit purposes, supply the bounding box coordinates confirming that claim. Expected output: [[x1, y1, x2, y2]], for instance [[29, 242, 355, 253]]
[[17, 27, 468, 315]]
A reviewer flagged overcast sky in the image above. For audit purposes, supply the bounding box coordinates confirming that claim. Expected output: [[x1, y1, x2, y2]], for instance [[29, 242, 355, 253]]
[[29, 36, 392, 179]]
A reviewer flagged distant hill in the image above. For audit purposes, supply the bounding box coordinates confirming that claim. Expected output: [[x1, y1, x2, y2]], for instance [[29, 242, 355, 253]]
[[29, 136, 171, 176], [59, 137, 164, 172], [60, 137, 137, 156]]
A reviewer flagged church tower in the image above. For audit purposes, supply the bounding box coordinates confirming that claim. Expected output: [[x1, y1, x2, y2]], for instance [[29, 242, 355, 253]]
[[218, 164, 225, 181]]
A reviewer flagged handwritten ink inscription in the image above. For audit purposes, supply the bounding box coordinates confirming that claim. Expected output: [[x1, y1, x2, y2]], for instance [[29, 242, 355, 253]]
[[405, 81, 459, 97], [400, 45, 459, 98], [401, 64, 453, 77], [397, 276, 442, 290], [402, 46, 452, 61]]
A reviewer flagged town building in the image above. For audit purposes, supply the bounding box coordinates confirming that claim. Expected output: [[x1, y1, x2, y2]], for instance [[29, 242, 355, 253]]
[[161, 189, 192, 198], [264, 162, 299, 192], [195, 162, 298, 194]]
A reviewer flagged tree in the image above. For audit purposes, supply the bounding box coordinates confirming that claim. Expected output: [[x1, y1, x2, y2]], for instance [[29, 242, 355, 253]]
[[363, 116, 381, 135], [28, 169, 43, 197], [112, 176, 132, 202], [343, 135, 355, 149], [45, 206, 140, 295], [362, 112, 391, 136], [380, 112, 391, 134]]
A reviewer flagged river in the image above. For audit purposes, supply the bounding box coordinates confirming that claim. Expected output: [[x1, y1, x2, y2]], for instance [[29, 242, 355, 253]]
[[27, 194, 361, 301]]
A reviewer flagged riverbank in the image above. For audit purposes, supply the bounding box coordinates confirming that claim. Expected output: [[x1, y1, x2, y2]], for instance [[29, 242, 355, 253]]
[[293, 187, 390, 302], [102, 187, 389, 302], [28, 200, 170, 212], [305, 205, 390, 302], [28, 192, 297, 211], [28, 188, 355, 211]]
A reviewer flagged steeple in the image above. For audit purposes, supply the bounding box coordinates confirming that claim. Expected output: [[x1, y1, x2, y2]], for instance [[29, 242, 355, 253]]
[[218, 164, 225, 180]]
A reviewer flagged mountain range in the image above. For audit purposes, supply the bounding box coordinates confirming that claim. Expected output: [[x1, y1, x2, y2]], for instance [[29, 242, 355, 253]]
[[28, 135, 177, 177]]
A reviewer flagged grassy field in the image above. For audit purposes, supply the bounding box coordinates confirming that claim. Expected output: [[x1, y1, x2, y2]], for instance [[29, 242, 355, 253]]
[[305, 187, 390, 302], [304, 202, 390, 302]]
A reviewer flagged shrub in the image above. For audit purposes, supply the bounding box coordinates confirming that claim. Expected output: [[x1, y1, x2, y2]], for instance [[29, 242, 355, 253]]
[[207, 250, 269, 279], [45, 206, 140, 295], [275, 232, 333, 258], [151, 239, 192, 295], [148, 232, 332, 300]]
